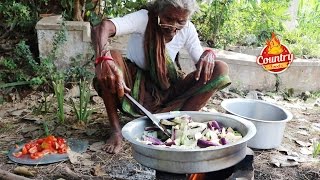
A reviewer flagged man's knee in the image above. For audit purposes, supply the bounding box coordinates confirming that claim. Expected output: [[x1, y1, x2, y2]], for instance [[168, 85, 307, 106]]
[[214, 60, 229, 76]]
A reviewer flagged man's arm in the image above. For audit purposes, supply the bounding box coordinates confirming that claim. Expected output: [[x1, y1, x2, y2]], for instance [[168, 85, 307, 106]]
[[92, 20, 116, 57]]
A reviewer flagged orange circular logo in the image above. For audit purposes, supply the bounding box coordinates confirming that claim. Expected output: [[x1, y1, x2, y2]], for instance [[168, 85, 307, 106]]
[[256, 33, 294, 74]]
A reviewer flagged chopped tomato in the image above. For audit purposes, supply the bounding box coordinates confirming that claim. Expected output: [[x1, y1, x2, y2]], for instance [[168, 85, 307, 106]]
[[46, 135, 57, 142], [53, 142, 60, 150], [21, 146, 28, 155], [12, 135, 68, 159], [28, 146, 38, 154], [41, 141, 50, 150], [12, 151, 23, 157], [57, 137, 66, 144], [58, 147, 67, 154], [30, 153, 40, 159], [24, 143, 31, 150], [36, 138, 44, 144]]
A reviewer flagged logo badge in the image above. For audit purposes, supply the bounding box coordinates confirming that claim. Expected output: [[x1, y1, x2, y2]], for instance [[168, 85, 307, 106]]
[[256, 33, 294, 74]]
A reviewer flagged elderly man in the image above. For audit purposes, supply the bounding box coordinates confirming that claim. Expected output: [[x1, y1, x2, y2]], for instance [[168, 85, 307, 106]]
[[92, 0, 231, 154]]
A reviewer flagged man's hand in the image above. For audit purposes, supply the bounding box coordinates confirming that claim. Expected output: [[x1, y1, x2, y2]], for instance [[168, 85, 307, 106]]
[[195, 50, 216, 84], [95, 57, 130, 98]]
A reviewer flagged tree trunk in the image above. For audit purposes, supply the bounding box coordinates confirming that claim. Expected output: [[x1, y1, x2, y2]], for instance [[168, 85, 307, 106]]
[[73, 0, 84, 21]]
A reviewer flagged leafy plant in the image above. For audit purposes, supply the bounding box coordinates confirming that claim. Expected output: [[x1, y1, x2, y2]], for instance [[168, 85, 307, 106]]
[[43, 121, 50, 137], [65, 55, 95, 84], [70, 79, 93, 124], [84, 0, 149, 26], [0, 1, 32, 33], [192, 0, 232, 47], [282, 0, 320, 58], [312, 140, 320, 158], [52, 74, 65, 123], [32, 94, 52, 115], [193, 0, 290, 48]]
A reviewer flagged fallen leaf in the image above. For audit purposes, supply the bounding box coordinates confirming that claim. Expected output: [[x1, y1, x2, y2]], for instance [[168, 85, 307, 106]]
[[86, 128, 97, 136], [295, 140, 312, 147], [21, 126, 40, 134], [65, 85, 80, 99], [14, 166, 36, 177], [280, 160, 299, 167], [300, 147, 313, 155], [89, 141, 105, 152], [297, 130, 309, 136], [83, 159, 94, 166], [92, 164, 106, 176], [271, 158, 281, 167], [0, 110, 7, 118], [67, 149, 83, 164], [312, 123, 320, 132], [297, 118, 308, 122], [22, 116, 43, 125], [10, 109, 28, 116], [276, 146, 298, 156], [271, 155, 299, 167]]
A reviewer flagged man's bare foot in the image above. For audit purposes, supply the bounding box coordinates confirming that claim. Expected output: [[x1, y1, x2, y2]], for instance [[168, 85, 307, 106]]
[[104, 132, 123, 154]]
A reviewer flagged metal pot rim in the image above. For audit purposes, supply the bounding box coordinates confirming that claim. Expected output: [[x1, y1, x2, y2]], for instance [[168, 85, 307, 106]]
[[221, 98, 293, 123], [122, 111, 256, 152]]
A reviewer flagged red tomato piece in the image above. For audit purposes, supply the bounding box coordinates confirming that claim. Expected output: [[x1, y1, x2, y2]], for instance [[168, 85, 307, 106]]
[[57, 137, 66, 144], [58, 147, 67, 154], [12, 151, 23, 157], [46, 135, 57, 142], [54, 142, 60, 150], [30, 153, 39, 159], [36, 138, 44, 144], [41, 141, 51, 150], [24, 143, 31, 150], [22, 146, 28, 155], [28, 146, 38, 154]]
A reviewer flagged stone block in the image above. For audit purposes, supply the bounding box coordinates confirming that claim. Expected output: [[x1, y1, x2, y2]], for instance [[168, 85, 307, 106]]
[[36, 15, 94, 69]]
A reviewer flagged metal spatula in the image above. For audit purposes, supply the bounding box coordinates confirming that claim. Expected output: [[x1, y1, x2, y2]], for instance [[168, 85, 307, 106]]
[[124, 93, 171, 137]]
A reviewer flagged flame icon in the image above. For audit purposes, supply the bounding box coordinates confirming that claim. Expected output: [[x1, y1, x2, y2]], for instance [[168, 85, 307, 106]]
[[266, 33, 283, 55]]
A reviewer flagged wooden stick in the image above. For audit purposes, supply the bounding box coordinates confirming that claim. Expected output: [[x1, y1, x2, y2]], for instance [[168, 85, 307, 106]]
[[0, 169, 32, 180]]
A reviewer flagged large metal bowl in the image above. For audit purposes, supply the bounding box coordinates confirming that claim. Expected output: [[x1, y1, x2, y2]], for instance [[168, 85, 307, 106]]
[[221, 98, 293, 149], [122, 111, 256, 174]]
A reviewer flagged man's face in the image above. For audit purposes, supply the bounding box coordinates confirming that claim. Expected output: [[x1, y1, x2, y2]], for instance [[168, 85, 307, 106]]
[[158, 6, 189, 42]]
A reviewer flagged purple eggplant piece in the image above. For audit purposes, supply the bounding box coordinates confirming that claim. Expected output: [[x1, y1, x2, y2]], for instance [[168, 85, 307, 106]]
[[144, 126, 160, 131], [220, 137, 227, 145], [208, 120, 221, 130], [211, 120, 221, 129], [143, 136, 164, 145], [197, 139, 219, 148]]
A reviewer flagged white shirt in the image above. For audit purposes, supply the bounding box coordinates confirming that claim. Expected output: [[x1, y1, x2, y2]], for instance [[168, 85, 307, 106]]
[[110, 9, 203, 70]]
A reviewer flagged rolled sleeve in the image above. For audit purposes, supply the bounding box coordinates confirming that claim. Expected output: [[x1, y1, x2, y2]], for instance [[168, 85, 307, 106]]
[[184, 22, 203, 63], [109, 9, 148, 36]]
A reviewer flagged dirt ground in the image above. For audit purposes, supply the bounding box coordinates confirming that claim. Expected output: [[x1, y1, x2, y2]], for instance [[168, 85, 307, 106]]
[[0, 89, 319, 180]]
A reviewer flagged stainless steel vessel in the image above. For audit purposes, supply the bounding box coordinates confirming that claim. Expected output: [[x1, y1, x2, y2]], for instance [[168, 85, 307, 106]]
[[221, 98, 292, 149], [122, 111, 256, 173]]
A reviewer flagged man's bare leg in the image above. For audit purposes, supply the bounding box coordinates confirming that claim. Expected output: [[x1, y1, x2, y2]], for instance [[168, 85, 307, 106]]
[[101, 90, 123, 154]]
